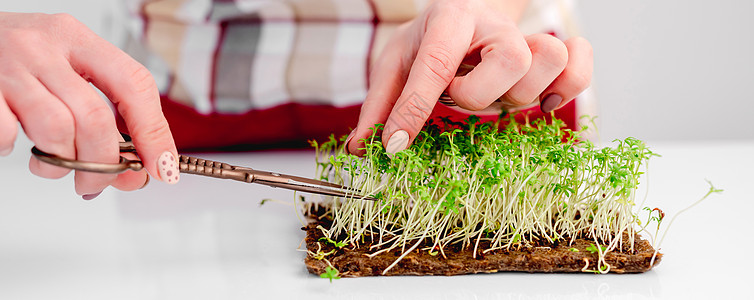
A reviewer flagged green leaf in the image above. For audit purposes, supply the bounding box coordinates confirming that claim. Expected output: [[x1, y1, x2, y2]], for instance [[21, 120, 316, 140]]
[[320, 266, 340, 283], [585, 243, 607, 254], [318, 237, 347, 249]]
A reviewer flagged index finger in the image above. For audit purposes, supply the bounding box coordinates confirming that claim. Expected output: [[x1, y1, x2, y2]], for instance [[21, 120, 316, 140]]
[[67, 32, 179, 184], [382, 11, 473, 154]]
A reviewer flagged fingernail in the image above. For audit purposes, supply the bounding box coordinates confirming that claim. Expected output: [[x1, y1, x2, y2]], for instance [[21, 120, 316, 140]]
[[540, 94, 563, 113], [139, 175, 151, 190], [343, 130, 356, 154], [158, 151, 180, 184], [82, 192, 102, 200], [385, 130, 409, 154], [0, 147, 11, 156]]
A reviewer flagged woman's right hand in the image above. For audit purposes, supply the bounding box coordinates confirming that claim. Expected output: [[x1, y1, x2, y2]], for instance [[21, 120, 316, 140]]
[[347, 0, 593, 156], [0, 12, 180, 199]]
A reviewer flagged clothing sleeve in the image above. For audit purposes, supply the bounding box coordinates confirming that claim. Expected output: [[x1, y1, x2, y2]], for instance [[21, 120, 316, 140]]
[[119, 0, 588, 150]]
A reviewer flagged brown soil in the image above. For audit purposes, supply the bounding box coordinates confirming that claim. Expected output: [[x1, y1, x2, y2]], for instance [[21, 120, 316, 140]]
[[303, 222, 662, 277]]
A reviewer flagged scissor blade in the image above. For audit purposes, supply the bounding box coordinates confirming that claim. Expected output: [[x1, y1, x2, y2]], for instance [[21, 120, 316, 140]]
[[249, 170, 378, 201], [262, 181, 378, 201]]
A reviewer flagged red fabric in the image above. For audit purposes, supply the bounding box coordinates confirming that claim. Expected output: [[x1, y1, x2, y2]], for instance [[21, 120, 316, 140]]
[[116, 96, 577, 152]]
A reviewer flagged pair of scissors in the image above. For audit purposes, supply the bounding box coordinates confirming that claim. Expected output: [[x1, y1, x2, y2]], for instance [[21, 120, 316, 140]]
[[30, 134, 376, 201]]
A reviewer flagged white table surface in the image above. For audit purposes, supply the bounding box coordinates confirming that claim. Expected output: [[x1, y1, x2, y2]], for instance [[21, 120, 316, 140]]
[[1, 134, 752, 300]]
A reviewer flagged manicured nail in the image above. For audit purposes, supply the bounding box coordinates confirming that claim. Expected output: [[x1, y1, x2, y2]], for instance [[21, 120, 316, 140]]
[[158, 151, 180, 184], [540, 94, 562, 113], [343, 130, 356, 154], [82, 192, 102, 200], [0, 147, 11, 156], [385, 130, 409, 154], [139, 175, 151, 190]]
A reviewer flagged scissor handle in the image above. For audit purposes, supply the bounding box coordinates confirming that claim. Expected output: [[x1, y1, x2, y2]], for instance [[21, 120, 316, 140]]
[[29, 136, 375, 200], [31, 144, 254, 182], [177, 155, 249, 182], [31, 146, 144, 174]]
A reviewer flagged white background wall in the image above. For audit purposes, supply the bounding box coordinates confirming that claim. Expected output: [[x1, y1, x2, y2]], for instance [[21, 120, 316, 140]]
[[577, 0, 754, 142], [2, 0, 753, 142]]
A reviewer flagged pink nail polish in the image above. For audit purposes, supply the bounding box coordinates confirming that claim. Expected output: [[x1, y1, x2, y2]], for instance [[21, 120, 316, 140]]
[[158, 151, 179, 184], [82, 192, 102, 200], [540, 94, 563, 113]]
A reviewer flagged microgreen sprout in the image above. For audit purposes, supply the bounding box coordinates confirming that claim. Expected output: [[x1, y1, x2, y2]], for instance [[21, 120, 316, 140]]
[[320, 266, 340, 283], [586, 243, 607, 254], [649, 180, 723, 266], [302, 242, 335, 261], [306, 114, 664, 274], [300, 242, 340, 280], [569, 248, 579, 252], [595, 264, 608, 274], [319, 237, 348, 249]]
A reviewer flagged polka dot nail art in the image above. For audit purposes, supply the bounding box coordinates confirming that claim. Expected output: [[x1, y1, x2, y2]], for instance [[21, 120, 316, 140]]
[[158, 151, 180, 184]]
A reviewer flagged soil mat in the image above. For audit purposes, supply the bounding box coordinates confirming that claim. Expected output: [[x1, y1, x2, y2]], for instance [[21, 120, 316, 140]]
[[303, 223, 661, 277]]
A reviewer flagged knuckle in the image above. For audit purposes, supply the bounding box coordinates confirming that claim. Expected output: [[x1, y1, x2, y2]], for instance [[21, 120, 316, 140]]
[[1, 29, 41, 48], [131, 117, 171, 146], [463, 99, 490, 111], [0, 33, 58, 68], [79, 105, 115, 134], [122, 63, 159, 103], [500, 93, 532, 107], [49, 13, 82, 29], [405, 99, 432, 122], [39, 111, 75, 145], [456, 91, 491, 111], [562, 37, 593, 90], [528, 34, 568, 70], [392, 93, 434, 130], [47, 13, 93, 44], [418, 45, 457, 87], [564, 70, 592, 91], [501, 45, 532, 77]]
